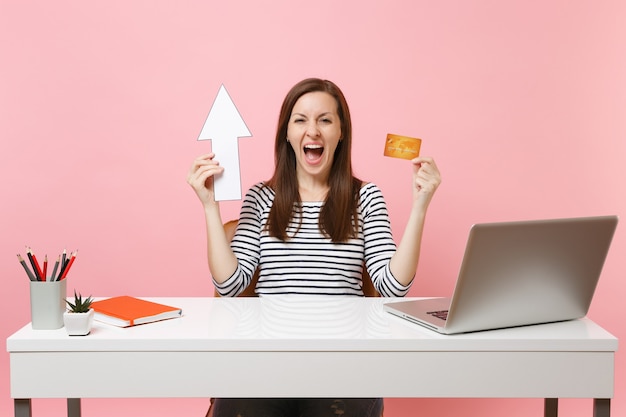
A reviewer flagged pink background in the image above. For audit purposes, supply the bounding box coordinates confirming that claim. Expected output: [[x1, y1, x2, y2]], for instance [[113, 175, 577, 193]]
[[1, 1, 624, 416]]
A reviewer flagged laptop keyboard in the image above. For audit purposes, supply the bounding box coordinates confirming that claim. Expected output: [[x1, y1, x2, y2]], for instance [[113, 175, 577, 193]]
[[427, 310, 449, 321]]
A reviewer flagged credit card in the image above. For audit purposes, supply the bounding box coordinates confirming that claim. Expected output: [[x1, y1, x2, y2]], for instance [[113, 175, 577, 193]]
[[384, 134, 422, 160]]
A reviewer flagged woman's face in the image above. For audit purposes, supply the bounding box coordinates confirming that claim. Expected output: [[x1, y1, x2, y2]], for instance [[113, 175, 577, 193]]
[[287, 91, 342, 182]]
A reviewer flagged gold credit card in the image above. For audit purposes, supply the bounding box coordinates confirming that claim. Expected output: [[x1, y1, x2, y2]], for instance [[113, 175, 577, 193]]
[[384, 134, 422, 160]]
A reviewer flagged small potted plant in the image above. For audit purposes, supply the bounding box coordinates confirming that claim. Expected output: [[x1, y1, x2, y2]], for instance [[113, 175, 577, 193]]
[[63, 290, 95, 336]]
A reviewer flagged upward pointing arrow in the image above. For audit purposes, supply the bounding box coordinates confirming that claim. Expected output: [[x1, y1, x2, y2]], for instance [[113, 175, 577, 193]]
[[198, 84, 252, 201]]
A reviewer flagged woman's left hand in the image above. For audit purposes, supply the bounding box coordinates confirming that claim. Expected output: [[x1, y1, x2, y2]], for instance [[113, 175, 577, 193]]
[[411, 156, 441, 210]]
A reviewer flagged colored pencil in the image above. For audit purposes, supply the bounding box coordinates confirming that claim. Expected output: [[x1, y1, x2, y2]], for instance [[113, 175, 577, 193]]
[[57, 251, 68, 279], [43, 255, 48, 281], [26, 248, 43, 281], [50, 255, 60, 282], [60, 251, 77, 280], [17, 254, 37, 281]]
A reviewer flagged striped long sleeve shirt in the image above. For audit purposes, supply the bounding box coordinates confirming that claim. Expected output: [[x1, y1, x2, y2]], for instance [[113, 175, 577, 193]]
[[214, 182, 411, 297]]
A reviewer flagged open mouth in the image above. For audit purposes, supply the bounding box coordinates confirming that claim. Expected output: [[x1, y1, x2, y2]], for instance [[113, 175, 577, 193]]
[[304, 144, 324, 161]]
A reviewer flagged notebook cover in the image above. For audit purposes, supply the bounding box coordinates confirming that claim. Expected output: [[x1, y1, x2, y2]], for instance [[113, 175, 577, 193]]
[[91, 296, 182, 327]]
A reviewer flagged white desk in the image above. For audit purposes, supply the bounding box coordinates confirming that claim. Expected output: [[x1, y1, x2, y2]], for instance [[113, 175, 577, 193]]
[[7, 297, 618, 417]]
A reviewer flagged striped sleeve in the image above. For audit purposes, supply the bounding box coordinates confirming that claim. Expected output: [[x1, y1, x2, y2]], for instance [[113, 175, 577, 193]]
[[213, 183, 269, 297], [360, 183, 412, 297]]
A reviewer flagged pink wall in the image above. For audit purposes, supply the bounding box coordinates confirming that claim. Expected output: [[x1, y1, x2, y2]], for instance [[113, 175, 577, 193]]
[[2, 1, 624, 416]]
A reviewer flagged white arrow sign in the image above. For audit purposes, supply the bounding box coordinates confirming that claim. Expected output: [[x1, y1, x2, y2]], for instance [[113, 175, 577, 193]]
[[198, 84, 252, 201]]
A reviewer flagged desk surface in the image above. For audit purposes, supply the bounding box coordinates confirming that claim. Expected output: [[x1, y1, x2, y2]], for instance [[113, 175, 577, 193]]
[[7, 296, 618, 351], [7, 297, 618, 400]]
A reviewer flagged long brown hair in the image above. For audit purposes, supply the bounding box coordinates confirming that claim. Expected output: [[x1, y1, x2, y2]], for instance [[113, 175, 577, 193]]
[[265, 78, 362, 242]]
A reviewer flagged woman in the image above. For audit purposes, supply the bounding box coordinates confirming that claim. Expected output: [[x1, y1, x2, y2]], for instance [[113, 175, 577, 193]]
[[187, 78, 441, 417]]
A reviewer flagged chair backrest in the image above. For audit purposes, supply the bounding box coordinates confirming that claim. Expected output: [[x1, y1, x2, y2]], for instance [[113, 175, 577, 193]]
[[215, 219, 379, 297]]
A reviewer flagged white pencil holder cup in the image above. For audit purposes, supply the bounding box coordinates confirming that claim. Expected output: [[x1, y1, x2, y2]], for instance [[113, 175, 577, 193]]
[[29, 280, 67, 330]]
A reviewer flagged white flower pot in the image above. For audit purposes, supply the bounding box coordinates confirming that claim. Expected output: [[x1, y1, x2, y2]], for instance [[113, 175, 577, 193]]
[[63, 309, 95, 336]]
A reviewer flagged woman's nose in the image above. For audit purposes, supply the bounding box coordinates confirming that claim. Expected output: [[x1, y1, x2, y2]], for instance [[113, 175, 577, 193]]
[[306, 122, 320, 137]]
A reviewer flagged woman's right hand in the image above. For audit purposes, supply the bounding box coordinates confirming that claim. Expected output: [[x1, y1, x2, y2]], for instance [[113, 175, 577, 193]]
[[186, 153, 225, 206]]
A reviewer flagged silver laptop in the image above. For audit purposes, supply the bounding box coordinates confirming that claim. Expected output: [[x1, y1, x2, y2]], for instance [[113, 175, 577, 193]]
[[384, 215, 618, 334]]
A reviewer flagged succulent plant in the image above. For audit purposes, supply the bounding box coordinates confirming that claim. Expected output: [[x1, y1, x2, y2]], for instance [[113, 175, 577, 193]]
[[66, 290, 93, 313]]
